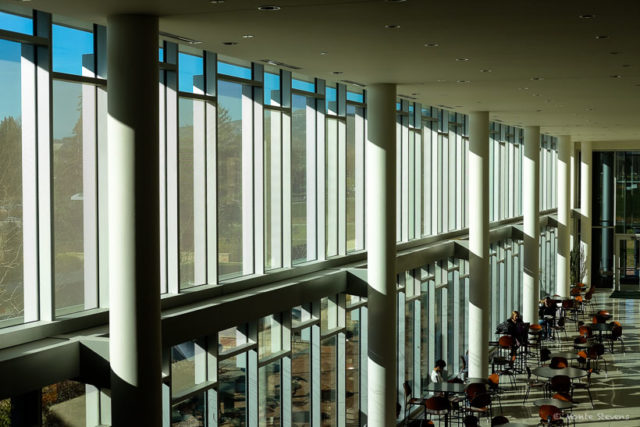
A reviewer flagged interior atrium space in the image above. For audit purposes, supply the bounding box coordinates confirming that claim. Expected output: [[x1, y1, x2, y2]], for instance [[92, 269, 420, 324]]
[[1, 1, 640, 426]]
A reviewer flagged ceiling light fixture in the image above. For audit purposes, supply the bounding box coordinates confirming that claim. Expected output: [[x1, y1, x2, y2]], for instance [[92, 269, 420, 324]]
[[424, 42, 439, 47], [610, 74, 622, 78], [242, 34, 254, 39], [258, 5, 281, 11], [595, 35, 608, 39], [159, 31, 202, 45], [320, 51, 328, 55], [386, 0, 407, 2], [209, 0, 224, 3], [456, 58, 470, 61], [480, 69, 492, 73], [609, 51, 621, 55], [385, 24, 401, 29], [578, 14, 595, 19], [222, 41, 237, 46], [456, 80, 471, 83], [622, 64, 632, 68], [332, 71, 343, 75], [532, 93, 541, 97], [531, 77, 544, 81]]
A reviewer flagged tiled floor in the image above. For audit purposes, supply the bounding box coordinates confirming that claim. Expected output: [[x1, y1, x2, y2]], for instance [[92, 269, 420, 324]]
[[491, 289, 640, 426]]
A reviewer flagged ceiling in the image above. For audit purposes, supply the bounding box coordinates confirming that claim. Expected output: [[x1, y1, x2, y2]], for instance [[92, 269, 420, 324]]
[[4, 0, 640, 142]]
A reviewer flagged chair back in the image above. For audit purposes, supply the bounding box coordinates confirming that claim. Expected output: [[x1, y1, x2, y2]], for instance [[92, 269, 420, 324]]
[[465, 382, 486, 400], [611, 325, 623, 339], [540, 347, 551, 363], [550, 357, 568, 369], [579, 324, 592, 338], [498, 335, 514, 349], [403, 381, 412, 399], [539, 404, 563, 423], [463, 415, 480, 427], [550, 375, 571, 393], [469, 392, 491, 409], [491, 415, 509, 426], [424, 395, 450, 412], [488, 373, 499, 388]]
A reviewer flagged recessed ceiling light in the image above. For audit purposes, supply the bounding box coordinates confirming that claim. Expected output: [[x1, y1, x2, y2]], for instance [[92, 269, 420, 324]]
[[222, 41, 237, 46], [332, 71, 343, 75], [242, 34, 254, 39], [536, 109, 543, 113], [610, 74, 622, 78], [411, 92, 419, 96], [518, 87, 529, 90], [320, 51, 328, 55], [209, 0, 224, 3], [456, 80, 471, 83], [480, 69, 492, 73], [609, 51, 621, 55], [385, 24, 401, 29], [595, 35, 608, 39], [436, 79, 447, 82], [578, 14, 595, 19], [258, 5, 281, 11], [532, 93, 541, 97], [424, 42, 439, 47], [386, 0, 407, 2], [531, 77, 544, 81], [622, 64, 632, 68], [456, 58, 470, 62]]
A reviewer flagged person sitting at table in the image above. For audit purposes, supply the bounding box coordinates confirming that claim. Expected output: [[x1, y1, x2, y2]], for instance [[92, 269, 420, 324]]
[[431, 359, 446, 383], [538, 296, 556, 340], [506, 310, 527, 346]]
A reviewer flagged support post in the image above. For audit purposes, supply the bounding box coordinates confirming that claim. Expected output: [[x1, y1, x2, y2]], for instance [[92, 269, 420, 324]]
[[556, 135, 571, 297], [523, 126, 540, 323], [468, 111, 490, 379], [107, 14, 162, 425], [366, 84, 397, 426]]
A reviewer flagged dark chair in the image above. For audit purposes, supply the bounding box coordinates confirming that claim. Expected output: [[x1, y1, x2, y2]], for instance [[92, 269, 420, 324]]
[[424, 395, 450, 426], [403, 381, 423, 423], [491, 415, 510, 426], [463, 415, 479, 427], [588, 343, 607, 373], [465, 382, 487, 401], [571, 368, 594, 409], [550, 356, 568, 369], [607, 325, 625, 353], [551, 316, 568, 341], [465, 392, 492, 422], [523, 366, 546, 404], [539, 347, 551, 366], [487, 373, 503, 411], [549, 375, 571, 399]]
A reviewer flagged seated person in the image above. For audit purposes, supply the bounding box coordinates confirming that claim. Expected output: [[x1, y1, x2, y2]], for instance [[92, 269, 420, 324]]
[[506, 310, 526, 346], [431, 359, 446, 383], [538, 296, 556, 339]]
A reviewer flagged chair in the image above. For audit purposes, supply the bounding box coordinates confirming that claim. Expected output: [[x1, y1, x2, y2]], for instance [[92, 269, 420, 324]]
[[549, 375, 571, 399], [588, 343, 607, 373], [551, 316, 568, 341], [576, 350, 588, 369], [529, 324, 543, 355], [487, 373, 503, 411], [539, 347, 551, 366], [491, 415, 509, 426], [403, 381, 423, 423], [465, 382, 487, 401], [539, 404, 566, 425], [578, 324, 592, 340], [571, 368, 594, 409], [465, 392, 492, 422], [573, 336, 587, 350], [550, 356, 568, 369], [523, 366, 546, 404], [574, 296, 584, 317], [424, 395, 450, 426], [463, 415, 479, 427], [607, 325, 625, 353]]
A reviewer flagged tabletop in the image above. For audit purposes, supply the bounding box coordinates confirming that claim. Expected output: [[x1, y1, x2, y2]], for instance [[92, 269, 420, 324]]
[[423, 382, 466, 395], [550, 351, 580, 360], [533, 366, 587, 379], [533, 398, 576, 409]]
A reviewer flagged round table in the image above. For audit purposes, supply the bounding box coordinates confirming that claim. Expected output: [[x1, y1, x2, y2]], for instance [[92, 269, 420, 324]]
[[590, 322, 611, 342], [550, 351, 579, 360], [533, 398, 576, 410], [532, 366, 587, 380]]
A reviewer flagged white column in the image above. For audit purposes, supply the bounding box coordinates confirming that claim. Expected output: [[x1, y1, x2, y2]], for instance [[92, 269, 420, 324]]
[[523, 126, 540, 323], [581, 141, 592, 287], [556, 136, 571, 297], [366, 84, 397, 427], [107, 14, 162, 425], [468, 111, 489, 379]]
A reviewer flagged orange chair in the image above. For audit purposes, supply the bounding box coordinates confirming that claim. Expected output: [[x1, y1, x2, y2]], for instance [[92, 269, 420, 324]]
[[539, 404, 565, 425], [424, 395, 450, 425], [550, 357, 568, 369]]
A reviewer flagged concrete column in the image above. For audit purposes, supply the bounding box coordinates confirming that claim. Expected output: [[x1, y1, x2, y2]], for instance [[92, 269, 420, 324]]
[[581, 141, 593, 287], [556, 136, 571, 298], [523, 126, 540, 323], [468, 111, 489, 379], [570, 142, 575, 251], [366, 84, 397, 427], [107, 15, 162, 425]]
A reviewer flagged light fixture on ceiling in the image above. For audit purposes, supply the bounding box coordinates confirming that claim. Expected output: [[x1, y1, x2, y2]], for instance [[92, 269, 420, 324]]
[[456, 58, 470, 61], [209, 0, 224, 3], [610, 74, 622, 78], [436, 79, 447, 82], [622, 64, 632, 68], [385, 24, 401, 29], [258, 5, 281, 11], [332, 71, 343, 75], [242, 34, 254, 39], [531, 76, 544, 81], [456, 80, 471, 83], [411, 92, 419, 96], [595, 35, 609, 39], [532, 93, 541, 97], [609, 51, 621, 55], [222, 41, 238, 46], [320, 51, 328, 55], [578, 14, 595, 19], [386, 0, 407, 2], [424, 42, 439, 47], [159, 31, 202, 45], [518, 87, 529, 90], [480, 69, 491, 73]]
